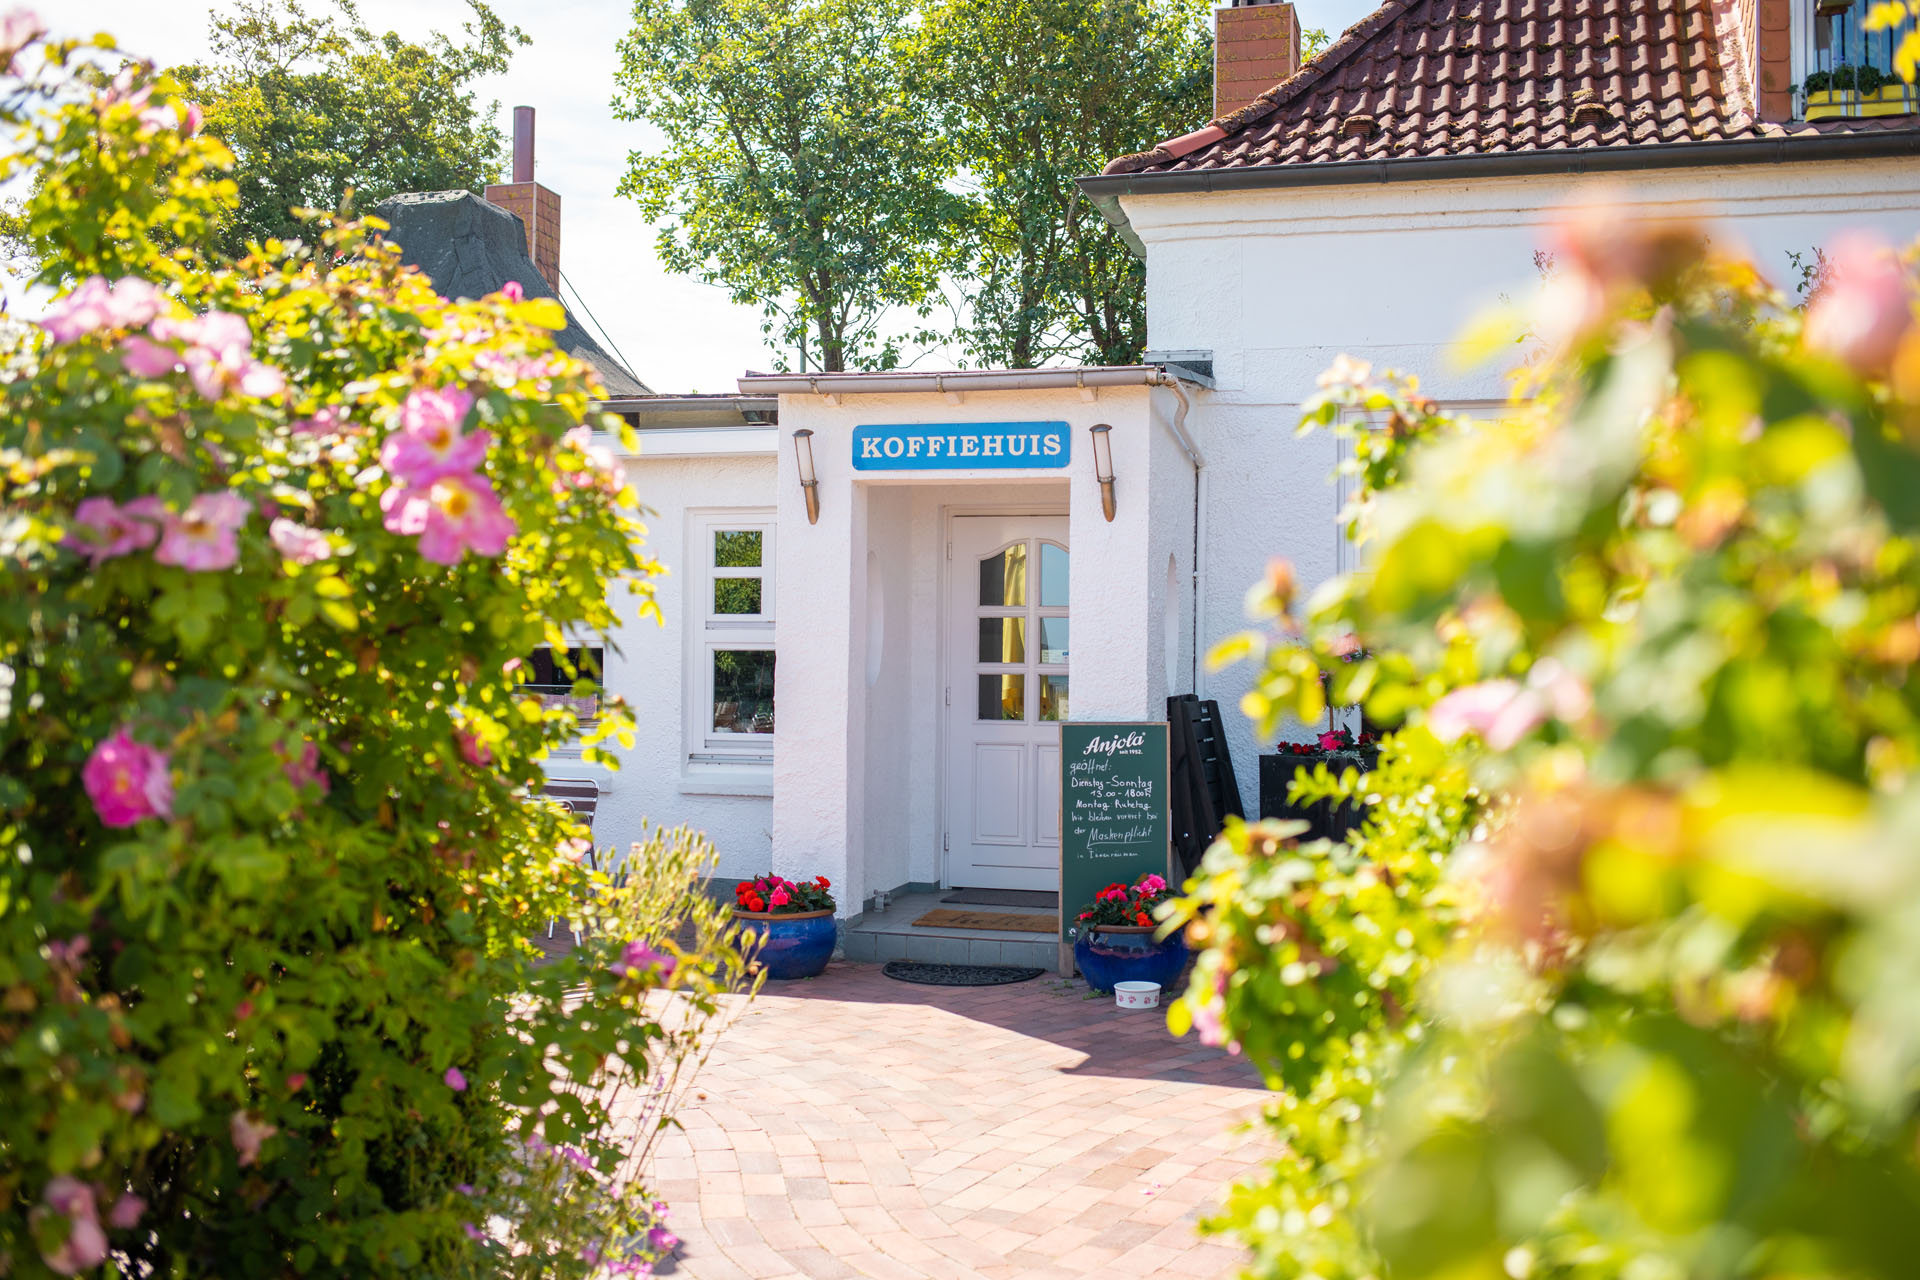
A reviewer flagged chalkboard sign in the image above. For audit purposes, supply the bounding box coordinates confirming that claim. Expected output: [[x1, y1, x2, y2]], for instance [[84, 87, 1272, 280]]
[[1058, 722, 1172, 967]]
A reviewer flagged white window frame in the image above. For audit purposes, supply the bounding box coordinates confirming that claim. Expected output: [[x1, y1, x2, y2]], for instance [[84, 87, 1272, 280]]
[[685, 510, 776, 770]]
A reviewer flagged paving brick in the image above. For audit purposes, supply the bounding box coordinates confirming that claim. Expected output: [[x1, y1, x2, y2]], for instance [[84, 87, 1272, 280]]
[[650, 960, 1264, 1278]]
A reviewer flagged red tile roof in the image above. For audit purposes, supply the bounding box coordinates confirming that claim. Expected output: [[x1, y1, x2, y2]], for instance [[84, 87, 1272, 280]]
[[1103, 0, 1920, 177]]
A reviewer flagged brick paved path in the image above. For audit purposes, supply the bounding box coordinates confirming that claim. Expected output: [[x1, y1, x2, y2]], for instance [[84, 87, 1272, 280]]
[[647, 962, 1269, 1279]]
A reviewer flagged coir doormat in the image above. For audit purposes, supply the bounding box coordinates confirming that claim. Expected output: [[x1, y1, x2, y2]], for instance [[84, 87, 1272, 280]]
[[910, 909, 1058, 934]]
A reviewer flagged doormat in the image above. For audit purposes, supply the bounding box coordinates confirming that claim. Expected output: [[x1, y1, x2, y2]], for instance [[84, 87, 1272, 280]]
[[940, 888, 1059, 909], [883, 960, 1046, 987], [911, 909, 1058, 934]]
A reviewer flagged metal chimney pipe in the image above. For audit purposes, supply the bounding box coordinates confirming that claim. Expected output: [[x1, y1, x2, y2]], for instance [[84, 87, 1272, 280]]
[[511, 106, 535, 183]]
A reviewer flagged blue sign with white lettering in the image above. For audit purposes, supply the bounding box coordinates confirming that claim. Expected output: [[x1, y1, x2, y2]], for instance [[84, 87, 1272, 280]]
[[851, 421, 1070, 470]]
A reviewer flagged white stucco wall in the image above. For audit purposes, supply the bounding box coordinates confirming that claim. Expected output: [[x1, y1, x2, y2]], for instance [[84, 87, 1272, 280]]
[[1121, 156, 1920, 804], [770, 386, 1194, 911], [577, 451, 778, 881]]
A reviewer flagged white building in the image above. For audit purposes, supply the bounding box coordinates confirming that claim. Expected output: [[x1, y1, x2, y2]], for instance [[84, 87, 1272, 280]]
[[573, 0, 1920, 961]]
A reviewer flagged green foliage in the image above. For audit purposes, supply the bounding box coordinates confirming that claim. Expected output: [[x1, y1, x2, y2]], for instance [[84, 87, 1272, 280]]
[[612, 0, 959, 373], [908, 0, 1213, 367], [172, 0, 526, 259], [0, 33, 751, 1278], [1178, 210, 1920, 1278]]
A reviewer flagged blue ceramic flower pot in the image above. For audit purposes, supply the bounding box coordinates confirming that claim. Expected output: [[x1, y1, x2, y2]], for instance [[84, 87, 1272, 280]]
[[1074, 925, 1190, 995], [735, 909, 835, 980]]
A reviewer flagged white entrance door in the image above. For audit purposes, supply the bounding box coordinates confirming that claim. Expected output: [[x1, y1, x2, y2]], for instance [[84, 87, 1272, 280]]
[[945, 516, 1069, 890]]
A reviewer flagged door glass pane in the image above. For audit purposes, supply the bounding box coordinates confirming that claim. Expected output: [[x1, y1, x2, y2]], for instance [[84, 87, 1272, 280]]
[[977, 617, 1025, 664], [979, 544, 1028, 607], [1039, 543, 1068, 607], [713, 576, 762, 614], [712, 650, 775, 733], [977, 673, 1024, 721], [715, 530, 762, 567], [1038, 617, 1069, 664], [1039, 674, 1069, 722]]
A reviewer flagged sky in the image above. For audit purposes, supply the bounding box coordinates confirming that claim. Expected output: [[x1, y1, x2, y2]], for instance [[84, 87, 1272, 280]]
[[44, 0, 1381, 394]]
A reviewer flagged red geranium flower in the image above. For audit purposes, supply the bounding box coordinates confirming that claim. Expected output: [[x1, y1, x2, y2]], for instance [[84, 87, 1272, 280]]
[[1134, 912, 1150, 926]]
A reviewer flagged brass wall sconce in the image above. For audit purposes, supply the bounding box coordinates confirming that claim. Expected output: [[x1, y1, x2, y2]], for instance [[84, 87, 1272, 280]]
[[793, 428, 820, 524], [1088, 423, 1116, 522]]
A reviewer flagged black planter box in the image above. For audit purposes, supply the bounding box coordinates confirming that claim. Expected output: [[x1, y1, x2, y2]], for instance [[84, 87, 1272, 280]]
[[1258, 749, 1378, 843]]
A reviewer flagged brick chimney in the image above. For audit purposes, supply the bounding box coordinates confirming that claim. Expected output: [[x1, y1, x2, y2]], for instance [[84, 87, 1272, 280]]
[[1215, 0, 1301, 119], [484, 106, 561, 290]]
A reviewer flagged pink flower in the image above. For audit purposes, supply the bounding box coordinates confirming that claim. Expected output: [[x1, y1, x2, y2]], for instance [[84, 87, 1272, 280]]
[[154, 491, 248, 571], [83, 727, 173, 827], [66, 497, 160, 563], [1317, 731, 1345, 751], [120, 334, 181, 377], [500, 280, 524, 302], [287, 1072, 308, 1092], [444, 1066, 468, 1092], [1804, 233, 1914, 375], [463, 1222, 486, 1242], [559, 424, 618, 487], [38, 276, 162, 343], [611, 941, 677, 982], [768, 887, 791, 907], [382, 387, 484, 484], [454, 728, 492, 767], [35, 1176, 107, 1275], [1, 8, 46, 75], [1139, 874, 1167, 895], [648, 1226, 679, 1254], [292, 405, 349, 436], [155, 310, 284, 401], [282, 740, 330, 796], [107, 1193, 146, 1231], [268, 518, 332, 564], [138, 98, 200, 137], [1426, 680, 1546, 751], [380, 471, 515, 564], [230, 1110, 277, 1167]]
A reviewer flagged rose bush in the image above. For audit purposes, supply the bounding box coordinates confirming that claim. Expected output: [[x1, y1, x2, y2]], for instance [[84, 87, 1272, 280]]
[[1174, 208, 1920, 1278], [0, 21, 747, 1278]]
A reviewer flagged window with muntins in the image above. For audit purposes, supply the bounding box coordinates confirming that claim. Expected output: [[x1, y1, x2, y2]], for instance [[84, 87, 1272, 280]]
[[691, 514, 775, 765]]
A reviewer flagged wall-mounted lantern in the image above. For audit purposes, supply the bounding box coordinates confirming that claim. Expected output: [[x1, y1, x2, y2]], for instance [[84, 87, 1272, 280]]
[[1088, 423, 1116, 522], [793, 428, 820, 524]]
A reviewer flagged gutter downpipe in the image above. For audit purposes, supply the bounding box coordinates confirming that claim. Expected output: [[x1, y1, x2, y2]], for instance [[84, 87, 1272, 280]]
[[1147, 373, 1208, 702]]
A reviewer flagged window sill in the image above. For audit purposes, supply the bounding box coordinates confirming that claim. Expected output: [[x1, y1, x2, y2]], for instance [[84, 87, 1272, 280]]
[[677, 766, 775, 798]]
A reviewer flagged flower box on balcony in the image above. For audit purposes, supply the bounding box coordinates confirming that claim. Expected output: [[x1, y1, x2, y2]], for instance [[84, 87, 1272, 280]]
[[1806, 85, 1914, 119]]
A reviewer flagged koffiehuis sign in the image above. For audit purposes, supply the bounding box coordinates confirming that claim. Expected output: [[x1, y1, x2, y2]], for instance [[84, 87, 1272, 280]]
[[851, 421, 1070, 471]]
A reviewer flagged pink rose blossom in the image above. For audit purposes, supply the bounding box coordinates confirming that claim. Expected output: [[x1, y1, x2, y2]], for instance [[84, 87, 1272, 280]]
[[83, 728, 173, 828], [120, 334, 181, 377], [67, 497, 161, 563], [380, 471, 515, 564], [38, 276, 162, 344], [381, 387, 485, 484], [454, 728, 492, 767], [1804, 233, 1914, 375], [292, 405, 349, 436], [154, 310, 284, 401], [268, 517, 333, 564], [230, 1110, 277, 1167], [500, 280, 524, 302], [444, 1066, 468, 1092], [107, 1193, 146, 1231], [154, 491, 249, 571], [1, 8, 46, 74], [35, 1176, 107, 1275], [611, 941, 677, 982], [281, 740, 330, 795], [138, 98, 200, 137], [1426, 680, 1546, 751]]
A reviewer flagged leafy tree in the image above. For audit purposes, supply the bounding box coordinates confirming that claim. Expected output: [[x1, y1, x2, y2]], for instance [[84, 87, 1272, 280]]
[[914, 0, 1321, 368], [1174, 209, 1920, 1278], [170, 0, 526, 258], [0, 26, 753, 1278], [612, 0, 959, 372]]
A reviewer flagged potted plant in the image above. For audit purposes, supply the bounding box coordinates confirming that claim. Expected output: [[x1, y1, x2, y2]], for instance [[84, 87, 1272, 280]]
[[732, 874, 836, 980], [1258, 727, 1380, 841], [1804, 64, 1906, 119], [1068, 873, 1189, 994]]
